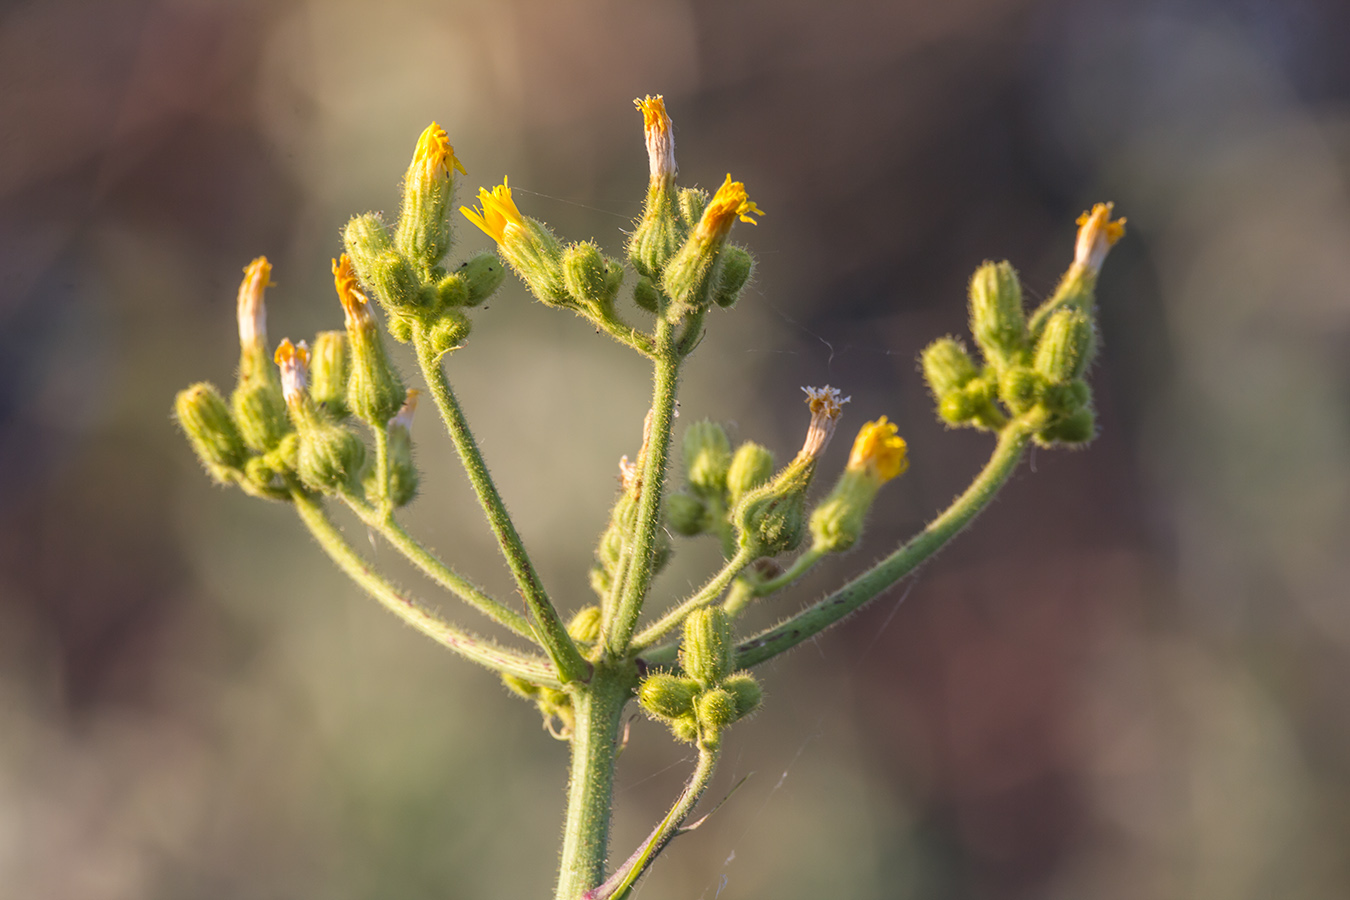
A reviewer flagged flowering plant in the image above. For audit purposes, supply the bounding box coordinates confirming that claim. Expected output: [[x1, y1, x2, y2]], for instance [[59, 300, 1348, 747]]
[[174, 95, 1122, 900]]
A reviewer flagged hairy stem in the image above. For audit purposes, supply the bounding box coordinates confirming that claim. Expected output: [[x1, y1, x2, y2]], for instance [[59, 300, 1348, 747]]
[[605, 319, 680, 655], [292, 489, 560, 686], [414, 330, 589, 684], [631, 546, 754, 650], [734, 416, 1041, 669]]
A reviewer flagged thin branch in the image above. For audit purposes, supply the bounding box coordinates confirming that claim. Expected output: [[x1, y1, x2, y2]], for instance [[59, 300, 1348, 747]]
[[631, 546, 754, 650]]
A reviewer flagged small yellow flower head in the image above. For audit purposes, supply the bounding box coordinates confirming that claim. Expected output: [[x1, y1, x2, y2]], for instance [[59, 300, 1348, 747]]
[[635, 94, 676, 182], [696, 174, 763, 243], [800, 385, 850, 460], [332, 255, 373, 329], [236, 256, 273, 349], [847, 417, 909, 484], [390, 388, 419, 431], [1074, 202, 1126, 273], [412, 121, 467, 180], [460, 177, 527, 245], [273, 338, 310, 406]]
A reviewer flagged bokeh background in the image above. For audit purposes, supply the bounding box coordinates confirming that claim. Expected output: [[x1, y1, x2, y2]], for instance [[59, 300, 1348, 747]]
[[3, 0, 1350, 897]]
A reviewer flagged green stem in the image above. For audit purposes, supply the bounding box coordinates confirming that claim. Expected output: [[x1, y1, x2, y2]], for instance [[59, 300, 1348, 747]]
[[292, 489, 560, 686], [339, 492, 536, 640], [721, 577, 757, 618], [414, 329, 589, 684], [372, 423, 392, 515], [556, 667, 631, 900], [754, 546, 825, 596], [587, 742, 721, 900], [606, 319, 680, 655], [631, 547, 753, 650], [733, 416, 1041, 669]]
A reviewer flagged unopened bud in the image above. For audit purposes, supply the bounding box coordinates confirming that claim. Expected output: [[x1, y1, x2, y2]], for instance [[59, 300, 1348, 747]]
[[997, 366, 1043, 415], [726, 442, 775, 504], [683, 420, 732, 497], [175, 383, 248, 481], [680, 607, 734, 688], [723, 673, 762, 719], [1033, 308, 1096, 385], [676, 187, 708, 229], [458, 251, 506, 306], [420, 309, 472, 359], [562, 241, 617, 310], [335, 256, 406, 425], [711, 245, 754, 309], [633, 275, 662, 313], [1037, 405, 1096, 447], [309, 331, 349, 417], [638, 672, 698, 721], [666, 492, 708, 536], [921, 337, 978, 401], [567, 605, 603, 645], [809, 417, 907, 554], [696, 687, 737, 731], [968, 260, 1027, 370], [343, 214, 421, 312], [396, 122, 466, 271]]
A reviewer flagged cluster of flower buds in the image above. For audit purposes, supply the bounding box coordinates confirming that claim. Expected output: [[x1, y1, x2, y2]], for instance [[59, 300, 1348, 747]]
[[666, 420, 774, 556], [638, 608, 761, 750], [921, 203, 1125, 447]]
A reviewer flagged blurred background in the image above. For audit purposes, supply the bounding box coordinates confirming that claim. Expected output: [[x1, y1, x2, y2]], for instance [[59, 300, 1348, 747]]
[[3, 0, 1349, 897]]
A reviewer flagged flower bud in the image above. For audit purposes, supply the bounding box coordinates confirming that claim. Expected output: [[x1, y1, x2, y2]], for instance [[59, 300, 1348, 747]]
[[676, 187, 708, 229], [997, 365, 1043, 416], [567, 605, 603, 645], [638, 672, 698, 721], [309, 331, 349, 418], [1033, 308, 1096, 385], [680, 607, 734, 688], [726, 442, 775, 504], [343, 214, 421, 312], [1036, 405, 1096, 447], [395, 122, 466, 271], [968, 260, 1027, 371], [562, 241, 621, 313], [809, 417, 908, 554], [661, 175, 762, 320], [433, 270, 469, 308], [711, 245, 754, 309], [921, 337, 979, 401], [633, 275, 662, 313], [666, 492, 708, 536], [696, 687, 737, 730], [420, 309, 472, 358], [461, 178, 568, 305], [671, 715, 700, 744], [175, 383, 248, 482], [722, 673, 762, 719], [385, 389, 420, 507], [335, 255, 406, 425], [683, 420, 732, 497], [458, 251, 506, 306]]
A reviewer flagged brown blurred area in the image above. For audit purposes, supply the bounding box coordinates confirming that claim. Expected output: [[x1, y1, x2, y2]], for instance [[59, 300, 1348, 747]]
[[3, 0, 1350, 897]]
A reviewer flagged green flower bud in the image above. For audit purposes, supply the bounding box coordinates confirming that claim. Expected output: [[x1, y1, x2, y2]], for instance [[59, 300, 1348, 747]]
[[921, 337, 979, 401], [696, 687, 738, 731], [671, 715, 700, 744], [968, 260, 1028, 371], [335, 256, 405, 426], [434, 270, 469, 308], [633, 275, 662, 313], [384, 389, 420, 508], [628, 192, 682, 280], [638, 672, 698, 720], [1042, 378, 1092, 415], [666, 492, 708, 536], [344, 213, 421, 312], [1036, 405, 1096, 447], [175, 383, 248, 482], [231, 375, 290, 454], [395, 122, 466, 271], [676, 187, 708, 229], [711, 245, 754, 309], [458, 251, 506, 306], [723, 673, 762, 719], [997, 365, 1043, 416], [567, 605, 603, 645], [308, 331, 349, 418], [386, 313, 415, 344], [684, 420, 732, 497], [1033, 308, 1096, 385], [421, 309, 472, 358], [726, 442, 775, 504], [680, 607, 734, 688], [588, 564, 611, 600], [562, 241, 621, 314]]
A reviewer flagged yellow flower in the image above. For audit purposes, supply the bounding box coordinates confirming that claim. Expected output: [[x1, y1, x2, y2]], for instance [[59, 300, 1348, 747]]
[[696, 174, 763, 243], [412, 121, 467, 180], [1074, 202, 1126, 273], [460, 177, 527, 244], [847, 417, 908, 484], [236, 256, 273, 349], [332, 254, 373, 329], [634, 94, 676, 182]]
